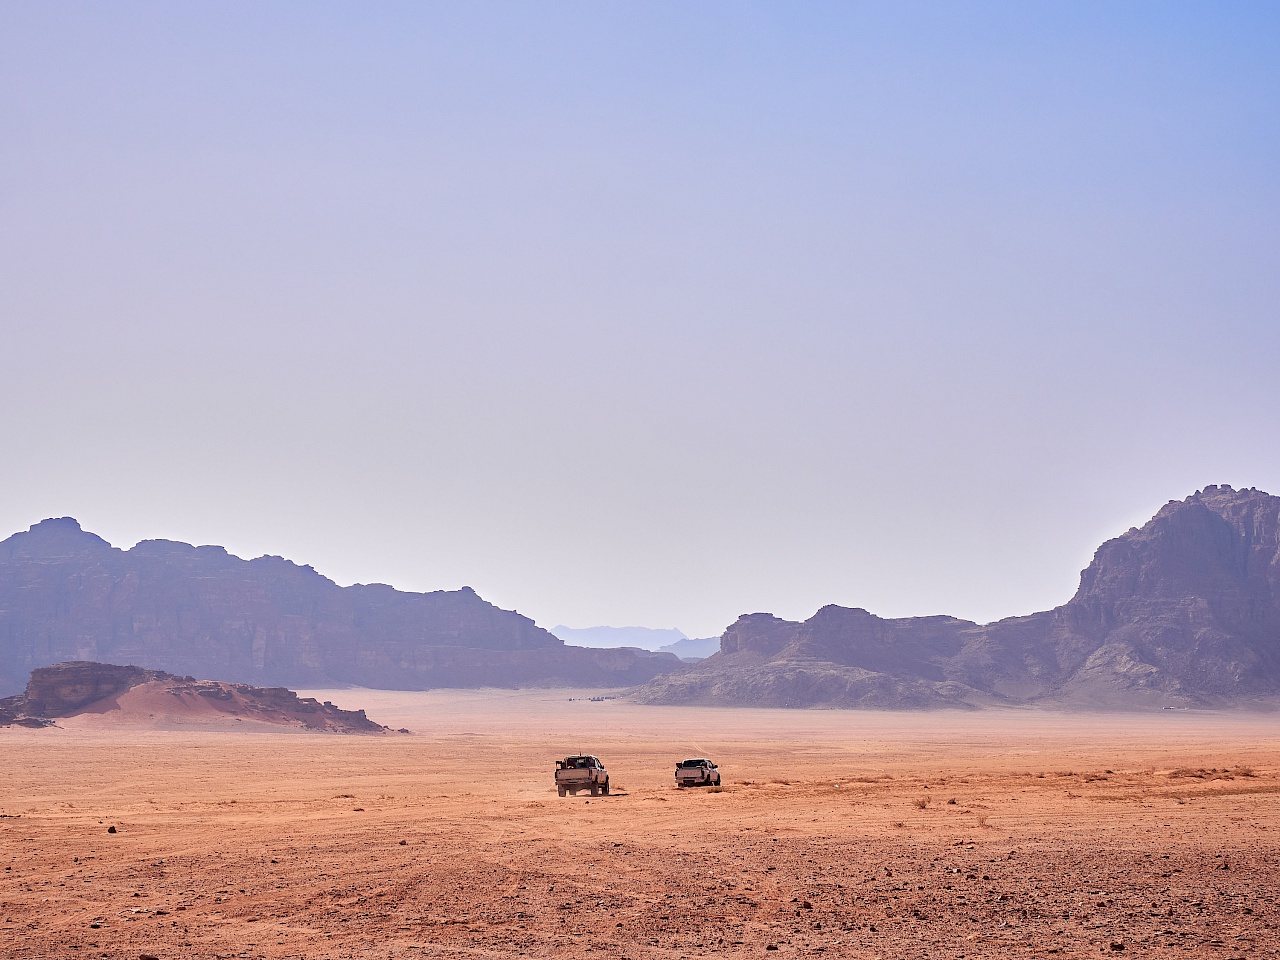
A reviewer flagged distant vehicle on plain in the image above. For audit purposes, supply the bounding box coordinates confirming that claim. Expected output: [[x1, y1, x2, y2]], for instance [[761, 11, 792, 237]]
[[675, 757, 721, 787]]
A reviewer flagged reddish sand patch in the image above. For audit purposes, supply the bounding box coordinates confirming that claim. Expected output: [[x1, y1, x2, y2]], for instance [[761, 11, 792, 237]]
[[2, 692, 1277, 959]]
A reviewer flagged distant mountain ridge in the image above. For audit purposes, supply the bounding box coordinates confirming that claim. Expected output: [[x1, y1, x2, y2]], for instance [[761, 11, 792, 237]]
[[548, 625, 718, 661], [633, 485, 1280, 708], [658, 637, 720, 660], [549, 624, 688, 650], [0, 519, 678, 696]]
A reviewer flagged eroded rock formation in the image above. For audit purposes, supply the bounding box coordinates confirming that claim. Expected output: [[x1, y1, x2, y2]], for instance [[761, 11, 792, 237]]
[[0, 520, 679, 695], [0, 661, 390, 732], [634, 485, 1280, 708]]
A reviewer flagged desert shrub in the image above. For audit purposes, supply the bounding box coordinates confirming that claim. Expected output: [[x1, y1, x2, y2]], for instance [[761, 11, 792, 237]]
[[912, 797, 930, 809]]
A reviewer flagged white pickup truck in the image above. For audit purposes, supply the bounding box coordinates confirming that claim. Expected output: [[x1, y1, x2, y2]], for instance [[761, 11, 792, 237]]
[[675, 757, 721, 787], [555, 755, 610, 797]]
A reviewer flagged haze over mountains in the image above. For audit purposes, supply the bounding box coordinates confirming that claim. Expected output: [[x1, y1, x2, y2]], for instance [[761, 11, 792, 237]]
[[0, 519, 676, 697], [1, 485, 1278, 708], [635, 485, 1280, 709], [550, 625, 686, 650], [549, 625, 718, 660]]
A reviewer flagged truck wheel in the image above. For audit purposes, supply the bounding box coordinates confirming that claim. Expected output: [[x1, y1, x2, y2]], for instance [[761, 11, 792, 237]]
[[602, 779, 610, 795], [713, 775, 721, 786], [590, 783, 600, 796], [557, 786, 567, 797]]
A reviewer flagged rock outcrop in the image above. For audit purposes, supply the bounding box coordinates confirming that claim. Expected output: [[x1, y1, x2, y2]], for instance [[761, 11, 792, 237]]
[[0, 519, 679, 696], [0, 661, 390, 732], [634, 485, 1280, 708]]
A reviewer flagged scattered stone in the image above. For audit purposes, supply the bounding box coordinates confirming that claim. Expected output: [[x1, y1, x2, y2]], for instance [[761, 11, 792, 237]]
[[107, 826, 116, 834]]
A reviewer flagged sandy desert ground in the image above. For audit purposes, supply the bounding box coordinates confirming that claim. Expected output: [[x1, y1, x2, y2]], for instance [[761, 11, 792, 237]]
[[2, 690, 1278, 959]]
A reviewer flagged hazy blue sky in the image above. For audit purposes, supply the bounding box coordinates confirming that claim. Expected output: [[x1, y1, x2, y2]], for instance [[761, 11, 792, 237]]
[[2, 2, 1277, 637]]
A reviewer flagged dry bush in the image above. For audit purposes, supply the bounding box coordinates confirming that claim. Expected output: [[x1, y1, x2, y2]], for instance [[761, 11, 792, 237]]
[[912, 797, 930, 809], [1168, 767, 1239, 780], [1234, 765, 1257, 778]]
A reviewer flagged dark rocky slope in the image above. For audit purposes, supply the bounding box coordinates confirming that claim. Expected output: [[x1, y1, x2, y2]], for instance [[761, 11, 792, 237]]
[[0, 661, 390, 732], [0, 519, 678, 696], [634, 485, 1280, 708]]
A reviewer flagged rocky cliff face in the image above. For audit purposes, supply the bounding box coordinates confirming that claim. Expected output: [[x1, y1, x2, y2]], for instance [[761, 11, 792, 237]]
[[16, 661, 168, 717], [634, 485, 1280, 708], [0, 661, 390, 732], [0, 519, 679, 695]]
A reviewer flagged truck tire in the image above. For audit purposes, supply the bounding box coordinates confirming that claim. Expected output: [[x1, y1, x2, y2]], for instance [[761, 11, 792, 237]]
[[590, 782, 600, 796], [557, 786, 567, 797], [602, 779, 610, 795]]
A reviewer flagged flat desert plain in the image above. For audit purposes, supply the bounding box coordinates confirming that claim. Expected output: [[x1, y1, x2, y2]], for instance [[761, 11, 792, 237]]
[[2, 691, 1278, 959]]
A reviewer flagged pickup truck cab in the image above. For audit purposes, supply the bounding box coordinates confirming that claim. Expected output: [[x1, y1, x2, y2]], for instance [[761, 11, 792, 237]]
[[675, 758, 721, 787], [555, 755, 610, 797]]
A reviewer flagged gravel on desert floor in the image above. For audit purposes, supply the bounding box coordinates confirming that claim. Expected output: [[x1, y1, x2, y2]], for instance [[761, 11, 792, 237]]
[[2, 690, 1278, 959]]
